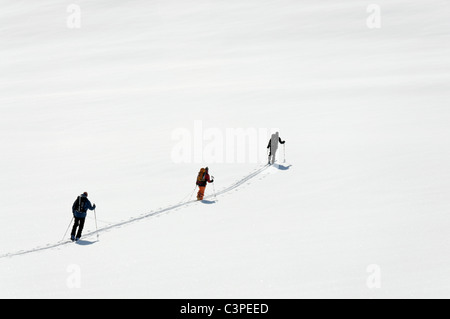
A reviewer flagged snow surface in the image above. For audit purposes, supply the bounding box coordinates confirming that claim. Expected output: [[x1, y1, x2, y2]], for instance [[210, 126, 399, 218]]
[[1, 0, 450, 298]]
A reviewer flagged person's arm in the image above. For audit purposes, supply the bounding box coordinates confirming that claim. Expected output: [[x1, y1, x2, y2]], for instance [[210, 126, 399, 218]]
[[86, 199, 96, 211], [72, 198, 78, 213], [267, 139, 271, 149], [279, 137, 285, 144]]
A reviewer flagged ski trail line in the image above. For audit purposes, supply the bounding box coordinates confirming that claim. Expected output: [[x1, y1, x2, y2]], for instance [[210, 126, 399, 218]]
[[0, 164, 272, 259]]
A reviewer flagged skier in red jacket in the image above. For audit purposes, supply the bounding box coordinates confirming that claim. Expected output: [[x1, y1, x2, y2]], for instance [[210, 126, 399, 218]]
[[196, 167, 214, 200]]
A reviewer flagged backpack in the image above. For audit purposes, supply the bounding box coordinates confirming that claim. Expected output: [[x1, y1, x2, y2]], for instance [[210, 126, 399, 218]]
[[74, 196, 88, 213], [196, 168, 206, 185]]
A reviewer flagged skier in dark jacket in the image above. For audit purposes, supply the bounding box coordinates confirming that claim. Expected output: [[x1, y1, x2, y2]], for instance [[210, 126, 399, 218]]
[[267, 132, 285, 164], [71, 192, 96, 241]]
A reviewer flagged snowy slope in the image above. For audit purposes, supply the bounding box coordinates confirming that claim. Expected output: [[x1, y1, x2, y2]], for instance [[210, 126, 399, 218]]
[[1, 0, 450, 298]]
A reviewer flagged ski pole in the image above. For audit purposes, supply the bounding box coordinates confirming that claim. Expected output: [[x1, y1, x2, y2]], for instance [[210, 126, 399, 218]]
[[179, 185, 197, 203], [94, 209, 99, 241], [283, 144, 286, 163], [188, 185, 197, 202], [61, 217, 74, 242], [212, 177, 218, 201]]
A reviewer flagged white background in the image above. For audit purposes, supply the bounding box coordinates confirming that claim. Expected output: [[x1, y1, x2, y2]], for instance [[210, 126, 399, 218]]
[[1, 0, 449, 298]]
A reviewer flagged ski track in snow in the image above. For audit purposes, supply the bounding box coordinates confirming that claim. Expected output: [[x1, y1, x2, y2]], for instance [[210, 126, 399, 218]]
[[0, 164, 277, 259]]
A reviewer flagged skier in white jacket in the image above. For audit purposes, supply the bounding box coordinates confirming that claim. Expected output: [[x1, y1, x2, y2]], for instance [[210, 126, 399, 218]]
[[267, 132, 285, 164]]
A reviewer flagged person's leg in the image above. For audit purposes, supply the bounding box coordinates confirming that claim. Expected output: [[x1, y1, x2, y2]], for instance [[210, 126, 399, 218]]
[[76, 218, 86, 240], [272, 144, 279, 164], [197, 186, 206, 200], [71, 218, 79, 239], [271, 151, 276, 164]]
